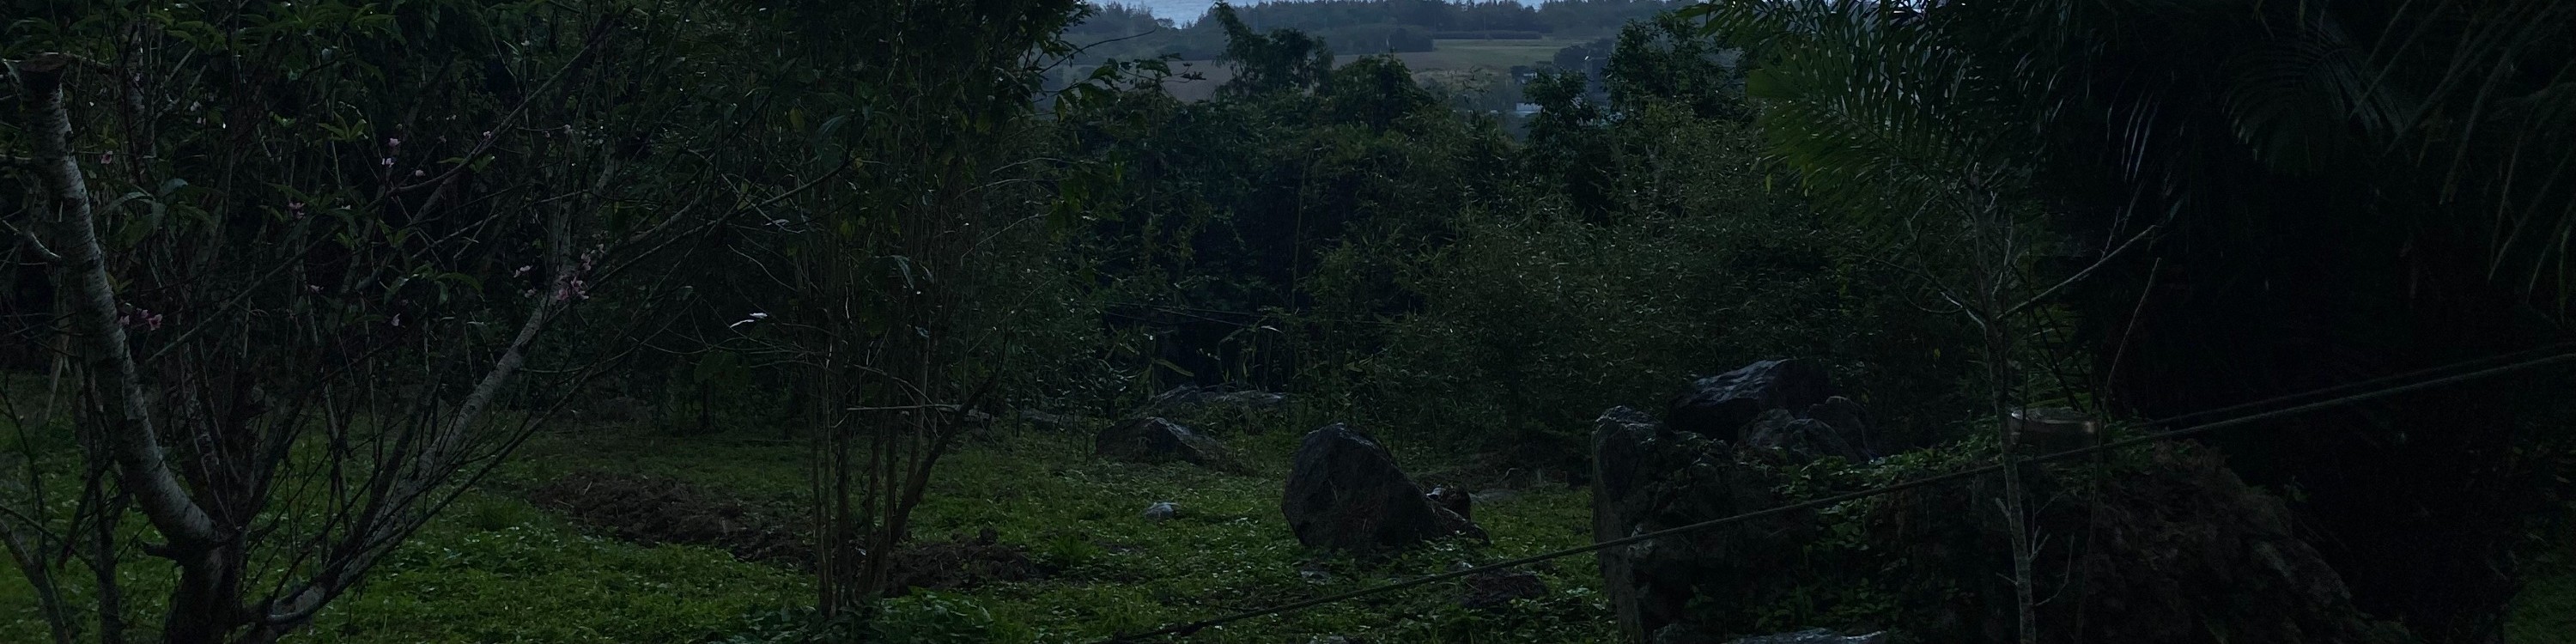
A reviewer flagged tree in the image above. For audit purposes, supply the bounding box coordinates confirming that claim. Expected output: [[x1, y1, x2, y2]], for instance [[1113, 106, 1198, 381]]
[[1320, 57, 1440, 133], [1706, 3, 2163, 641], [1, 2, 769, 641], [729, 0, 1094, 623], [1212, 3, 1336, 98], [1706, 0, 2576, 639]]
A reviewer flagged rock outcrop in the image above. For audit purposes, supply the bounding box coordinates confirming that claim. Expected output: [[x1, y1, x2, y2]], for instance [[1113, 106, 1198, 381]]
[[1282, 423, 1484, 554], [1593, 406, 1813, 641], [1094, 416, 1232, 470], [1668, 359, 1873, 461], [1668, 359, 1837, 438]]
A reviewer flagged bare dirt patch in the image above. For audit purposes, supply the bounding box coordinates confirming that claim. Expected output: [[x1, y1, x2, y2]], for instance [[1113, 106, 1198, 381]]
[[526, 471, 1044, 591]]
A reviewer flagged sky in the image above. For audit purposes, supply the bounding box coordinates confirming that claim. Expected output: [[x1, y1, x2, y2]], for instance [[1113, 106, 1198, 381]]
[[1120, 0, 1550, 25]]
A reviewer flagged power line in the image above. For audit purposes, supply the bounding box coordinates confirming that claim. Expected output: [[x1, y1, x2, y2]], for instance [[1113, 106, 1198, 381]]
[[1090, 347, 2576, 643], [2122, 341, 2576, 430]]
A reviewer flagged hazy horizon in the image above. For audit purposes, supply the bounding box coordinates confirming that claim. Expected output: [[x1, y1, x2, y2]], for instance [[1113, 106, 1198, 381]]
[[1117, 0, 1551, 25]]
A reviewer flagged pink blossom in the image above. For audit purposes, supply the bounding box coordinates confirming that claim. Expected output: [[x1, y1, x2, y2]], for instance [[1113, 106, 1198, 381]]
[[119, 308, 163, 331], [387, 137, 402, 147], [390, 314, 402, 327], [100, 151, 115, 165], [380, 157, 394, 167], [412, 169, 426, 177]]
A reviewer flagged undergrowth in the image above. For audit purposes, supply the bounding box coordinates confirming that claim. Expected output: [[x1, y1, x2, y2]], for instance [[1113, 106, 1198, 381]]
[[9, 415, 1616, 643]]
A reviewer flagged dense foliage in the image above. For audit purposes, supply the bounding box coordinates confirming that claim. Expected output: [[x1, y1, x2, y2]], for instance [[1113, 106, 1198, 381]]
[[4, 0, 2570, 642]]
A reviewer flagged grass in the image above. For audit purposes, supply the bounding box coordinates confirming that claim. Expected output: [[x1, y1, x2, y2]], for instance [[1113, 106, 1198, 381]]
[[18, 398, 2555, 642], [4, 413, 1617, 643], [289, 493, 808, 644], [1105, 37, 1577, 102], [2508, 526, 2576, 644], [1386, 39, 1583, 71]]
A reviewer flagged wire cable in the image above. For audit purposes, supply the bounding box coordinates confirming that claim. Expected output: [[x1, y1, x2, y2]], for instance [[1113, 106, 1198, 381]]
[[1088, 347, 2576, 643]]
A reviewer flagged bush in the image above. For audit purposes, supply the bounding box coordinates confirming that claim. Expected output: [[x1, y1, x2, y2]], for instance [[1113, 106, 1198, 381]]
[[1352, 113, 1978, 469]]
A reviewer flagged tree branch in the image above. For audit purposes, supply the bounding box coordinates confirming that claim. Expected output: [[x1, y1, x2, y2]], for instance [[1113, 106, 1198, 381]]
[[2003, 225, 2160, 319], [16, 53, 223, 547]]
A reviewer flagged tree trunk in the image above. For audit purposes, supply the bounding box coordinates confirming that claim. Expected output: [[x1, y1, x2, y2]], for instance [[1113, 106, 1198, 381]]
[[1989, 324, 2039, 644], [20, 52, 236, 642]]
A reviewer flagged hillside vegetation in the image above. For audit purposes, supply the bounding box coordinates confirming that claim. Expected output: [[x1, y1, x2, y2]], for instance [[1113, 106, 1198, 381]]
[[3, 1, 2572, 643]]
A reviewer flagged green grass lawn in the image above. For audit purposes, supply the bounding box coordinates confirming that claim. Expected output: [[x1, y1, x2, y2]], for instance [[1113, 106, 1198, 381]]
[[5, 418, 1615, 643]]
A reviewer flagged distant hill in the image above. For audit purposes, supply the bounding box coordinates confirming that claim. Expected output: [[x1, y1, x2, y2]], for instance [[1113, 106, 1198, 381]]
[[1065, 0, 1685, 64]]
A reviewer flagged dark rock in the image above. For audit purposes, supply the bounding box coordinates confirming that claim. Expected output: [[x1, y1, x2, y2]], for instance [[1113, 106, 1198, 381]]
[[1728, 629, 1887, 644], [1425, 486, 1473, 522], [1593, 407, 1810, 641], [1282, 423, 1484, 554], [1741, 409, 1869, 463], [1460, 569, 1548, 611], [1094, 417, 1232, 470], [1666, 360, 1873, 463], [1668, 359, 1836, 438], [1803, 396, 1872, 442]]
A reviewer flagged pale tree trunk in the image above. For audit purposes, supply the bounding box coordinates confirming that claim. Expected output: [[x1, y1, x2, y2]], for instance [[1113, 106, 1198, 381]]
[[21, 52, 235, 643], [1989, 322, 2039, 644], [17, 52, 580, 644]]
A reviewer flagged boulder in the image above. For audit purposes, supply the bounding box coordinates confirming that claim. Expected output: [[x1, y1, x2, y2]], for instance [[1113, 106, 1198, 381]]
[[1282, 424, 1484, 554], [1094, 417, 1231, 469], [1666, 360, 1874, 462], [1425, 486, 1473, 522], [1668, 359, 1837, 438], [1741, 409, 1869, 463], [1593, 407, 1811, 641]]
